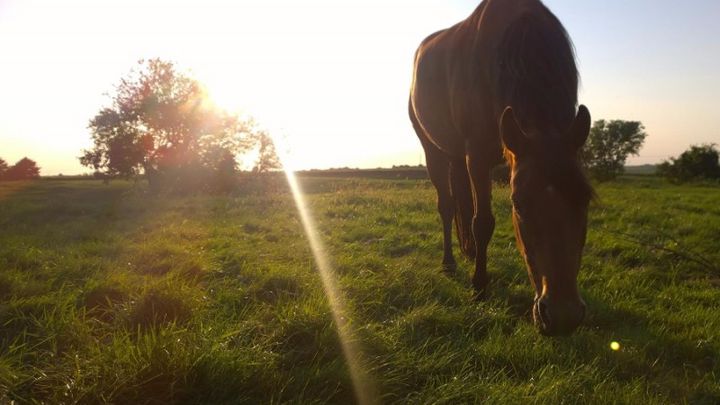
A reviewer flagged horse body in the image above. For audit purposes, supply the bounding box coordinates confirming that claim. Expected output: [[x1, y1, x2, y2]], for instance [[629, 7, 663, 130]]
[[409, 0, 593, 335]]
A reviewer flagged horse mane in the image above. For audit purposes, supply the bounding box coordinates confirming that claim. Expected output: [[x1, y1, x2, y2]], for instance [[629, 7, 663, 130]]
[[494, 4, 594, 205], [495, 6, 578, 135]]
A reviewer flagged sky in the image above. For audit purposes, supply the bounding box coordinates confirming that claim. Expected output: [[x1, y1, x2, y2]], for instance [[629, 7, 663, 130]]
[[0, 0, 718, 175]]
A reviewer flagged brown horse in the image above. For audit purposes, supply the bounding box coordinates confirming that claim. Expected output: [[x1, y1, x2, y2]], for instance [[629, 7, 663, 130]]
[[409, 0, 593, 335]]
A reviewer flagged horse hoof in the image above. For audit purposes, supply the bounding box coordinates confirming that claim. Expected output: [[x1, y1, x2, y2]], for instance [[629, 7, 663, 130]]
[[472, 274, 490, 301], [472, 279, 489, 301], [472, 289, 488, 302]]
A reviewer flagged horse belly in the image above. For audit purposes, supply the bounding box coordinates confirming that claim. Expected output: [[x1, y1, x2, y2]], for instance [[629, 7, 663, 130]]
[[411, 95, 465, 157]]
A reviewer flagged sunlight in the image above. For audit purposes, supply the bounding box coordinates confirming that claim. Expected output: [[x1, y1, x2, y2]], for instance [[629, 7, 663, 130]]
[[184, 0, 436, 172], [271, 133, 377, 405]]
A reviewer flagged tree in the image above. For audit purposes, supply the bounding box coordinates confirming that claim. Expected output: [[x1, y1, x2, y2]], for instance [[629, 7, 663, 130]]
[[657, 144, 720, 183], [0, 158, 8, 180], [3, 157, 41, 180], [581, 120, 647, 181], [252, 131, 282, 173], [80, 58, 261, 191]]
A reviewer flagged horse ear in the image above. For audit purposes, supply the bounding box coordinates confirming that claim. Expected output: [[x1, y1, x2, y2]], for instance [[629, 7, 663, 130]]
[[500, 106, 528, 156], [569, 105, 591, 150]]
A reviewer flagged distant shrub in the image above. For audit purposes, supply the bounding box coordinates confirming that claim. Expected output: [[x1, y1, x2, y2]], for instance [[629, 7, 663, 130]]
[[657, 144, 720, 183], [1, 157, 41, 181]]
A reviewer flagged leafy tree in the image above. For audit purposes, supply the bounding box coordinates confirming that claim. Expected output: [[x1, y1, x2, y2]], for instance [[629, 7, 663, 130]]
[[80, 58, 260, 191], [581, 120, 647, 181], [657, 144, 720, 183], [252, 131, 282, 173], [3, 157, 41, 180], [0, 158, 8, 180]]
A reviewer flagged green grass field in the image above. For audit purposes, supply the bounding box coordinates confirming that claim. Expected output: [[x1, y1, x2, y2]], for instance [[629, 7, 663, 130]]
[[0, 176, 718, 404]]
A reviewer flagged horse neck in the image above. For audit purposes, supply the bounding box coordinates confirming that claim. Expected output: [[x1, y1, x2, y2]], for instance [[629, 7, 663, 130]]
[[453, 0, 550, 101], [486, 1, 578, 132], [471, 0, 542, 54]]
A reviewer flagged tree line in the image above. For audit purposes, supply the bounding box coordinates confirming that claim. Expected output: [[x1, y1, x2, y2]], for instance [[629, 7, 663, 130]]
[[581, 119, 719, 182], [657, 144, 720, 183], [0, 157, 40, 181], [581, 119, 719, 183]]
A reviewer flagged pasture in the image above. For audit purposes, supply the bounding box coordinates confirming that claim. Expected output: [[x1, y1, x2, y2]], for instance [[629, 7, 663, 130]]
[[0, 175, 718, 403]]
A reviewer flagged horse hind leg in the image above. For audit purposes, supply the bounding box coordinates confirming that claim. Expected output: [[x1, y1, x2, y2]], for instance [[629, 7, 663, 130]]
[[449, 157, 476, 259], [409, 99, 456, 271], [422, 142, 457, 271]]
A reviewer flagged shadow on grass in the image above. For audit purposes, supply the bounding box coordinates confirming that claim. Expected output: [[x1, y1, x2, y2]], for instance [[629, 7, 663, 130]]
[[434, 252, 718, 401], [578, 294, 719, 402]]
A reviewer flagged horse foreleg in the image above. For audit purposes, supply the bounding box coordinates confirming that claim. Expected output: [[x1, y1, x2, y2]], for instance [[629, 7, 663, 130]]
[[466, 155, 495, 298]]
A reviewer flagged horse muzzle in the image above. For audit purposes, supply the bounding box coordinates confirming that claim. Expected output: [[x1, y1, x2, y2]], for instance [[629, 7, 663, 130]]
[[533, 296, 586, 336]]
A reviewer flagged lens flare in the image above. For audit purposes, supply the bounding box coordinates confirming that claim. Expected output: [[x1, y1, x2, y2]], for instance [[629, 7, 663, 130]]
[[271, 132, 377, 405], [610, 341, 621, 351]]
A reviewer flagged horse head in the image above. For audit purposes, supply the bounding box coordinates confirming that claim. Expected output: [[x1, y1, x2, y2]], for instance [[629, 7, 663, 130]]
[[501, 105, 592, 335]]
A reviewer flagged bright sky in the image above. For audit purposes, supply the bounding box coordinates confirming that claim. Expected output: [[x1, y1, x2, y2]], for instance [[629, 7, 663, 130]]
[[1, 0, 718, 175]]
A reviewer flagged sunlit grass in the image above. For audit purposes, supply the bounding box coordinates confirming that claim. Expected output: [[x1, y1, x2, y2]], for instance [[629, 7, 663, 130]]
[[280, 162, 377, 404], [0, 176, 718, 403], [0, 180, 32, 200]]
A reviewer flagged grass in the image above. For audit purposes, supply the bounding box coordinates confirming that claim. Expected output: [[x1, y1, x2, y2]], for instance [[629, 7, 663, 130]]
[[0, 175, 718, 404]]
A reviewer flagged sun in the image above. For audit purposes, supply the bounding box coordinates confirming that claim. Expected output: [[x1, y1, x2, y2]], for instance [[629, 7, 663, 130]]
[[155, 0, 433, 173], [193, 61, 315, 171], [193, 66, 284, 167]]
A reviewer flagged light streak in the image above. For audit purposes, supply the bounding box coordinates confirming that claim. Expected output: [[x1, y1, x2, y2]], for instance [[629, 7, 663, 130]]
[[273, 133, 377, 405]]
